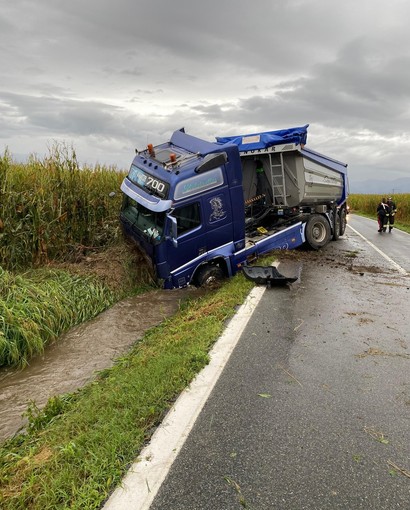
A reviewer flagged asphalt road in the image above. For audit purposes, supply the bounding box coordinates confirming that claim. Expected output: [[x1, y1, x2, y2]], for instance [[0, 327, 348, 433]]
[[105, 215, 410, 510], [345, 214, 410, 273]]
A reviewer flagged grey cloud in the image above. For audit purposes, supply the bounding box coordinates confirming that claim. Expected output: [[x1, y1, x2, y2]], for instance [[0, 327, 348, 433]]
[[119, 67, 145, 77], [0, 92, 124, 137], [1, 0, 410, 185]]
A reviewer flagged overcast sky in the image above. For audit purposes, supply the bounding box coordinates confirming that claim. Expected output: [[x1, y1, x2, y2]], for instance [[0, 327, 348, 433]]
[[1, 0, 410, 189]]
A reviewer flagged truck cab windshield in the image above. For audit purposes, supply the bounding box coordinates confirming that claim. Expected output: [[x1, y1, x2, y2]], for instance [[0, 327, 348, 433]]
[[121, 196, 165, 242]]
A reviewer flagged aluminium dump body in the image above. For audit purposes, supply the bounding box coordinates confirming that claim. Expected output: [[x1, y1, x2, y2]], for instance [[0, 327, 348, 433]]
[[282, 147, 347, 207], [216, 126, 348, 209]]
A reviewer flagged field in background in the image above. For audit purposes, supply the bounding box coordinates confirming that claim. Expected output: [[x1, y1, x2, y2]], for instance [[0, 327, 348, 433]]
[[348, 193, 410, 226]]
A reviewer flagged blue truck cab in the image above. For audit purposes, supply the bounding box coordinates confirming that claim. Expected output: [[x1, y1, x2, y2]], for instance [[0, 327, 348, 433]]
[[120, 126, 348, 289]]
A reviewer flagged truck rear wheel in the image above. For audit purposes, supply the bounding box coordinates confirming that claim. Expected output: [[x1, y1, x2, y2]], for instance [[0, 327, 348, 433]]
[[339, 207, 347, 236], [195, 264, 224, 288], [305, 215, 331, 249], [332, 210, 340, 241]]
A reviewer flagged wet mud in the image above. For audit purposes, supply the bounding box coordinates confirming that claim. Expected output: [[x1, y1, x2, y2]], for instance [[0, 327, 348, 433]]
[[0, 288, 202, 441]]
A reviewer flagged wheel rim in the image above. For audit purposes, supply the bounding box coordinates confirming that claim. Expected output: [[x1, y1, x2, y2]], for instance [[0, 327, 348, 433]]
[[204, 275, 218, 286], [312, 222, 326, 242]]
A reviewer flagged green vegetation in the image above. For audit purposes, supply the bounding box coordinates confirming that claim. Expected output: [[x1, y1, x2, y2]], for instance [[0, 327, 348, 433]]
[[0, 274, 255, 510], [348, 193, 410, 233], [0, 267, 116, 366], [0, 146, 152, 368], [0, 245, 149, 368], [0, 144, 126, 271]]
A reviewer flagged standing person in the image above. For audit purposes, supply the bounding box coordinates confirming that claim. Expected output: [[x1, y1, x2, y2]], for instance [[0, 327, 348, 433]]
[[377, 198, 390, 233], [386, 196, 397, 232]]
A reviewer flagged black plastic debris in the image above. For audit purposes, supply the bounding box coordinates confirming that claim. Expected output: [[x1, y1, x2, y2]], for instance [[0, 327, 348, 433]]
[[242, 266, 298, 287]]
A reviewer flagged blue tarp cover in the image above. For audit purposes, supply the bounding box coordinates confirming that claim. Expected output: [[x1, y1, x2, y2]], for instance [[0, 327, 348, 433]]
[[216, 124, 309, 151]]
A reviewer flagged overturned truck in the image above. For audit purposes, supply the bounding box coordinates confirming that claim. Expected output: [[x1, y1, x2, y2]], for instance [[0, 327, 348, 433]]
[[120, 124, 348, 288]]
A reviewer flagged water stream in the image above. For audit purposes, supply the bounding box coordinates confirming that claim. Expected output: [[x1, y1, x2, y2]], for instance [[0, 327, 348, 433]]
[[0, 288, 201, 441]]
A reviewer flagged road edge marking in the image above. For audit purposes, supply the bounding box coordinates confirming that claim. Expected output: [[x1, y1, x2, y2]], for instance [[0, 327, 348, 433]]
[[347, 224, 407, 275], [103, 284, 266, 510]]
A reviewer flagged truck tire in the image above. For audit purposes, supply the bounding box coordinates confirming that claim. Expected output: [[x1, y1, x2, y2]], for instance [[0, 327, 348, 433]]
[[339, 207, 347, 236], [305, 215, 331, 249], [195, 264, 224, 288], [332, 210, 340, 241]]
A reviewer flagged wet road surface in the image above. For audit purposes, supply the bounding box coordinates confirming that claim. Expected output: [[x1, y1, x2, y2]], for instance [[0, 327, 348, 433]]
[[0, 288, 201, 441], [107, 216, 410, 509], [346, 214, 410, 273]]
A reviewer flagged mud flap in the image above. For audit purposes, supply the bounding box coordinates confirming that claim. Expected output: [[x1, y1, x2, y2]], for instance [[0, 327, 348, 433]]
[[242, 266, 298, 287]]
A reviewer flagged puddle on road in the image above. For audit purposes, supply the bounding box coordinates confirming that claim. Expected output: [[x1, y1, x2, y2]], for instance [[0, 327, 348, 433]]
[[0, 288, 203, 441]]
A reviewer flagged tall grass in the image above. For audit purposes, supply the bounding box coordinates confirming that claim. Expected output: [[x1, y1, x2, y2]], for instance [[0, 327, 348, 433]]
[[348, 193, 410, 224], [0, 266, 117, 367], [0, 144, 126, 270]]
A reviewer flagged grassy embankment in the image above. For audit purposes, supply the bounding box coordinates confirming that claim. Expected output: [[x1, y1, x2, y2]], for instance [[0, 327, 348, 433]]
[[0, 145, 152, 367], [348, 193, 410, 233]]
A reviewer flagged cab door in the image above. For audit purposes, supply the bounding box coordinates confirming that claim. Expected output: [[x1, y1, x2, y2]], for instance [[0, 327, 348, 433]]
[[159, 200, 206, 287], [202, 190, 233, 252]]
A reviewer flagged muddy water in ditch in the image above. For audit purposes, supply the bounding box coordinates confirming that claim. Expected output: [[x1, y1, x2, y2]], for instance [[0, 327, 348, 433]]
[[0, 288, 203, 442]]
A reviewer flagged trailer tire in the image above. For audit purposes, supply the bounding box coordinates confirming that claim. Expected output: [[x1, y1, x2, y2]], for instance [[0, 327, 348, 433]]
[[332, 210, 340, 241], [339, 208, 347, 236], [195, 264, 224, 288], [305, 215, 331, 249]]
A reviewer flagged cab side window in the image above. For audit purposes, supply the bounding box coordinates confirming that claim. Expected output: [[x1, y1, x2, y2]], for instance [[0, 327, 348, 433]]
[[172, 203, 201, 236]]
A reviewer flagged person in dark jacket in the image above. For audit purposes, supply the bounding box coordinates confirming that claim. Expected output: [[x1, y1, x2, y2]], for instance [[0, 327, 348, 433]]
[[386, 197, 397, 232], [377, 198, 390, 232]]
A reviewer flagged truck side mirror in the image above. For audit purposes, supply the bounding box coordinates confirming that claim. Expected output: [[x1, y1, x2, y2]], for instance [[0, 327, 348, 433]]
[[195, 152, 227, 174], [167, 214, 178, 248]]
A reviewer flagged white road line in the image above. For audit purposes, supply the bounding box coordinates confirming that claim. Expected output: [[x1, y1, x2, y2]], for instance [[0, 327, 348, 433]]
[[103, 284, 266, 510], [347, 224, 407, 275]]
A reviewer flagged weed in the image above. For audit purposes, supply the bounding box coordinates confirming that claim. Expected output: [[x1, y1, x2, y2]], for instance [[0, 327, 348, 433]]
[[224, 475, 251, 509], [363, 426, 389, 444]]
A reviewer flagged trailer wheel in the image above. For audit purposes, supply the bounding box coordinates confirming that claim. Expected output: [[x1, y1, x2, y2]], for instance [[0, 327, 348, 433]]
[[339, 208, 347, 236], [305, 215, 331, 249], [195, 264, 224, 288], [332, 211, 340, 241]]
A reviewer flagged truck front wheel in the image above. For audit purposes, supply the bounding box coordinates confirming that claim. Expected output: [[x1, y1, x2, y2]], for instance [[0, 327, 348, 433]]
[[305, 215, 331, 249], [195, 264, 224, 288]]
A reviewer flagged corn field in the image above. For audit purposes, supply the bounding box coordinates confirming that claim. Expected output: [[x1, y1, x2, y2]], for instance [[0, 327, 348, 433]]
[[348, 193, 410, 224], [0, 144, 126, 270]]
